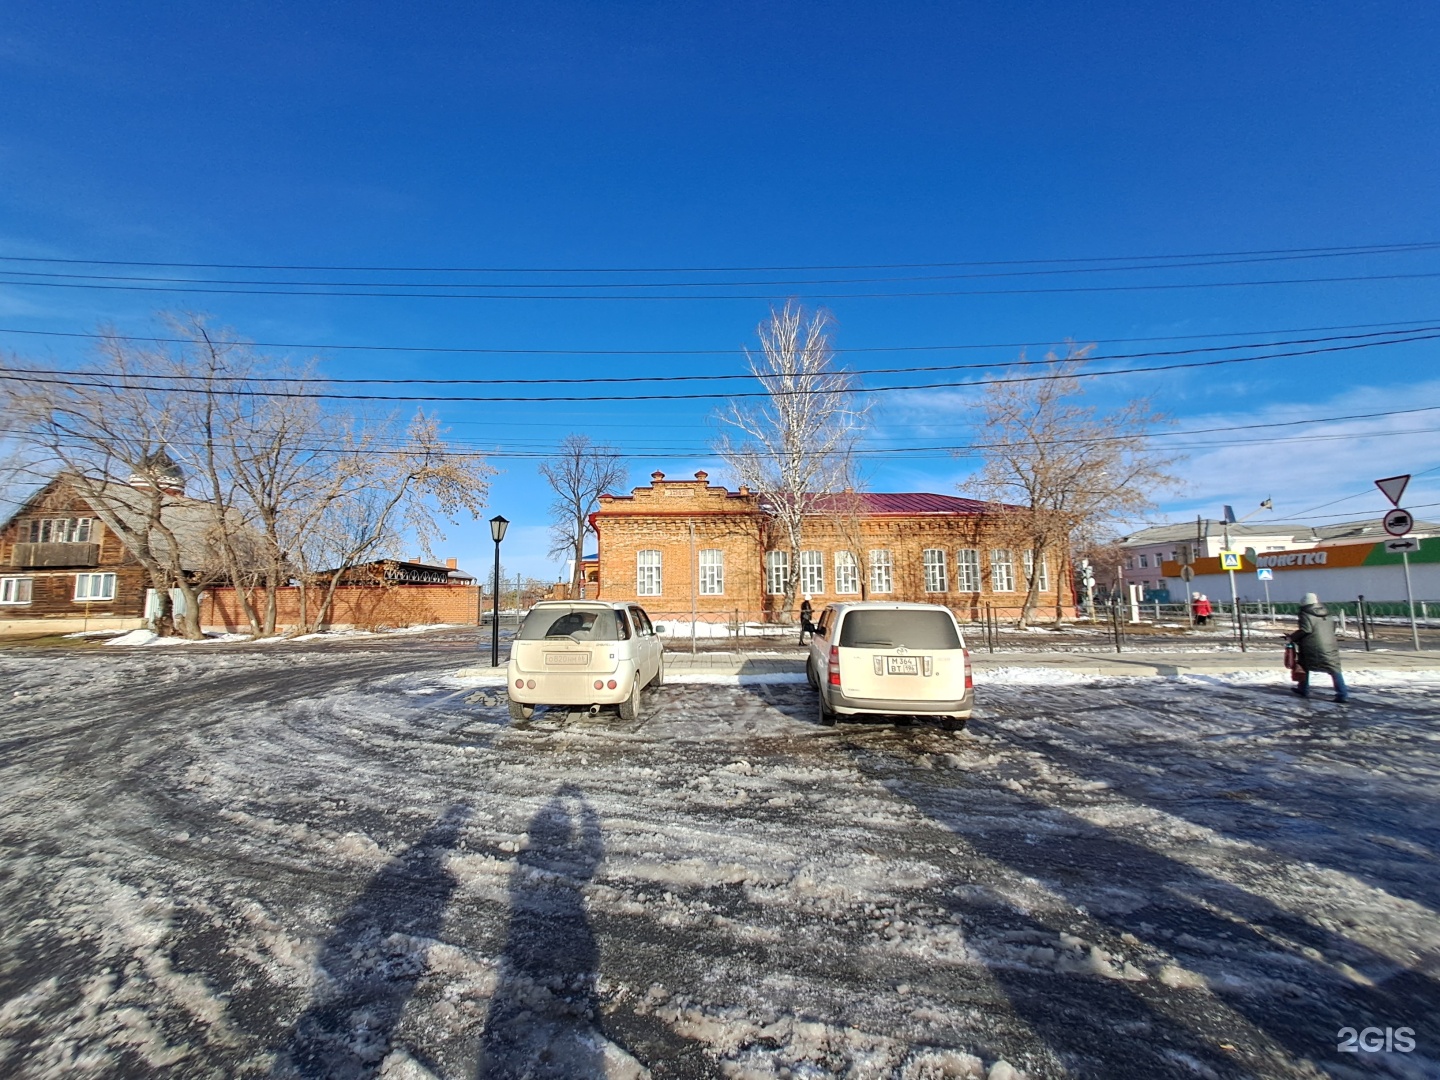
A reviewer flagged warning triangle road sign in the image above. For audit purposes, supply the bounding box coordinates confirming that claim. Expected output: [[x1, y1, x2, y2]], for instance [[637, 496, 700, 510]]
[[1375, 474, 1410, 507]]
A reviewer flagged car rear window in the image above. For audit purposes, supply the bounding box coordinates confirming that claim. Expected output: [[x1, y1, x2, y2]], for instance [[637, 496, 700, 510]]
[[838, 610, 961, 650], [519, 606, 628, 641]]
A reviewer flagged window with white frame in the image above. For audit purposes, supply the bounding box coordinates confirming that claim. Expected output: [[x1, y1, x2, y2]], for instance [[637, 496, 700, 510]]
[[800, 550, 824, 594], [922, 548, 948, 592], [765, 550, 789, 595], [990, 549, 1015, 592], [868, 549, 893, 594], [24, 517, 93, 544], [1138, 553, 1148, 568], [698, 549, 724, 595], [956, 548, 981, 592], [834, 551, 860, 594], [74, 572, 116, 601], [636, 550, 662, 596], [1022, 550, 1050, 592], [0, 577, 33, 605]]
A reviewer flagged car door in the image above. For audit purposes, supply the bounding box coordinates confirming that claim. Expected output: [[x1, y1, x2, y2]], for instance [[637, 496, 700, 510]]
[[808, 607, 834, 684], [629, 605, 658, 682]]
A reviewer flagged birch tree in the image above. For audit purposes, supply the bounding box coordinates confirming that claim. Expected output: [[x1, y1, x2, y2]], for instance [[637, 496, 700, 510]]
[[961, 347, 1180, 628], [539, 434, 626, 598], [716, 301, 865, 622]]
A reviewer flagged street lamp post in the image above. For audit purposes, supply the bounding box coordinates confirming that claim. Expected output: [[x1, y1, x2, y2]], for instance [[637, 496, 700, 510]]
[[490, 515, 508, 668]]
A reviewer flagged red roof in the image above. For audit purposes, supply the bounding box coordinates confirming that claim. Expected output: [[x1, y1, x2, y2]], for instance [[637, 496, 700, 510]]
[[797, 492, 1010, 515]]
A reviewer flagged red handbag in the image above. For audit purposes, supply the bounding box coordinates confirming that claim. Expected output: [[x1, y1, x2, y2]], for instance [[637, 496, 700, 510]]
[[1284, 641, 1305, 682]]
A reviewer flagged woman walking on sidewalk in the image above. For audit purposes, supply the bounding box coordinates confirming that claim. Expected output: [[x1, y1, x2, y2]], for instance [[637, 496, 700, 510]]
[[1289, 592, 1348, 702]]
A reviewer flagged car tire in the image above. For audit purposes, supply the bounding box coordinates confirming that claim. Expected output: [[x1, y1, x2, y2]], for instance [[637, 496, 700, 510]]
[[806, 661, 818, 690], [618, 679, 641, 722], [816, 689, 836, 727], [508, 699, 534, 722], [651, 655, 665, 688]]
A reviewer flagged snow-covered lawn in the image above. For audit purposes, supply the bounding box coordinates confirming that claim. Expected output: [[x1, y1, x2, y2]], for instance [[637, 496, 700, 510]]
[[1, 647, 1437, 1078]]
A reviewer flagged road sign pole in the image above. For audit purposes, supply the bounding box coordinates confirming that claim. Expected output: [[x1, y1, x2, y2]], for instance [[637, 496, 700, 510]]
[[1227, 568, 1246, 651], [1262, 576, 1272, 618], [1402, 550, 1421, 651]]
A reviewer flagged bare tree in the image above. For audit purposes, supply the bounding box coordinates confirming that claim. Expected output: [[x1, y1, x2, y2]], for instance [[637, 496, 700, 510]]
[[828, 459, 872, 601], [539, 434, 626, 598], [3, 316, 495, 638], [960, 347, 1181, 628], [2, 335, 217, 637], [290, 411, 494, 633], [716, 301, 866, 622]]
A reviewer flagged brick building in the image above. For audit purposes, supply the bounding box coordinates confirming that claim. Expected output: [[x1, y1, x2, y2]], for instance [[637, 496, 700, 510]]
[[590, 470, 1074, 623]]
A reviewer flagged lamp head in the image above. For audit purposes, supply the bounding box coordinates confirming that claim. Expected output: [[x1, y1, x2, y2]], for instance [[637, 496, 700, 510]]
[[490, 514, 509, 543]]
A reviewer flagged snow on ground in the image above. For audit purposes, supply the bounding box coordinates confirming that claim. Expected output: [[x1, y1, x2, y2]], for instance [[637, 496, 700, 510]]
[[100, 623, 471, 647], [1, 644, 1438, 1079]]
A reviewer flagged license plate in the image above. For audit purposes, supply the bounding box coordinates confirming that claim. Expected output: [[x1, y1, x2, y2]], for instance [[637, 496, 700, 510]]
[[886, 655, 919, 675], [544, 651, 591, 666]]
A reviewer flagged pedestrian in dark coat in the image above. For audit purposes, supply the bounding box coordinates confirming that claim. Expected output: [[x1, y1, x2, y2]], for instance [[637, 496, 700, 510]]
[[1289, 592, 1348, 701], [798, 595, 813, 644]]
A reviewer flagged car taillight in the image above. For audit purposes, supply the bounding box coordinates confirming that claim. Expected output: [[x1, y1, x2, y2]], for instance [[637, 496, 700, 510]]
[[526, 679, 536, 689], [828, 645, 841, 686], [594, 680, 604, 690], [964, 648, 973, 690], [607, 679, 617, 689], [515, 679, 523, 689]]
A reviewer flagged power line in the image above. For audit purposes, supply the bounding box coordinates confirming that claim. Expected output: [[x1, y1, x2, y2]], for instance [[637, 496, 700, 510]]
[[9, 246, 1440, 291], [5, 270, 1440, 301], [2, 239, 1435, 274], [3, 326, 1432, 387], [3, 316, 1437, 357], [5, 332, 1438, 401], [7, 407, 1437, 461]]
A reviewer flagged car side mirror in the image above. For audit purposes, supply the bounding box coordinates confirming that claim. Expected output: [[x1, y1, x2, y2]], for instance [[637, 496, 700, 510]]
[[654, 625, 666, 634]]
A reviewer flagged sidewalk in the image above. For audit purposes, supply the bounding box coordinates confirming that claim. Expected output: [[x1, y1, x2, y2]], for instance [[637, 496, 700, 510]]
[[456, 645, 1440, 680]]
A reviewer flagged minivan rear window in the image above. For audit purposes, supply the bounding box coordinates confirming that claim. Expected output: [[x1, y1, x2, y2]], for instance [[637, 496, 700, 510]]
[[519, 606, 628, 641], [838, 610, 960, 650]]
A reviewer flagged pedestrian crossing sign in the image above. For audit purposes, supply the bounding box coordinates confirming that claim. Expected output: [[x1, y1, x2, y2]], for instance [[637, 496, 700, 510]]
[[1219, 551, 1243, 570]]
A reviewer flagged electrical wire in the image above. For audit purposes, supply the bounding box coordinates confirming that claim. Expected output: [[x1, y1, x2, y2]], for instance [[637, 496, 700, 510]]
[[2, 239, 1435, 274], [4, 332, 1438, 402], [4, 317, 1440, 357], [5, 270, 1440, 300], [2, 326, 1433, 386]]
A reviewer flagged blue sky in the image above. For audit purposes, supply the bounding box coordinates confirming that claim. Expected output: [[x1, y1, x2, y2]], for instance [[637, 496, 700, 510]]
[[3, 2, 1439, 579]]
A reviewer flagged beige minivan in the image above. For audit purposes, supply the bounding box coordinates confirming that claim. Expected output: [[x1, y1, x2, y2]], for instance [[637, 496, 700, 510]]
[[805, 602, 973, 730], [507, 601, 665, 721]]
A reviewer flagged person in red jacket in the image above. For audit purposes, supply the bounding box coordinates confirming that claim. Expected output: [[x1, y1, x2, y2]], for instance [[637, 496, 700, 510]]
[[1193, 594, 1213, 626]]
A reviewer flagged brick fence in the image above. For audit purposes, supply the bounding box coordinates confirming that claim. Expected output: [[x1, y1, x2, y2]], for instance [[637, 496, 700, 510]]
[[202, 584, 483, 633]]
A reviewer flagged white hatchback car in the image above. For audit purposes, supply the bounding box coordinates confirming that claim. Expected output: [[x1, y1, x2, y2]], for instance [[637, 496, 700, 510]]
[[507, 601, 665, 721], [806, 602, 973, 729]]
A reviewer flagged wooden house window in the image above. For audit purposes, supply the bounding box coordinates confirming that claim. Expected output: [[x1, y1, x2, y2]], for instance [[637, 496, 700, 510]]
[[25, 517, 93, 543], [74, 573, 116, 601], [0, 577, 33, 604]]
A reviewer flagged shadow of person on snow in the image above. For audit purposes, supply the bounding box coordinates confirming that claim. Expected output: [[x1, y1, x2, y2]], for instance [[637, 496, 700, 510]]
[[477, 785, 626, 1078], [279, 803, 472, 1078]]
